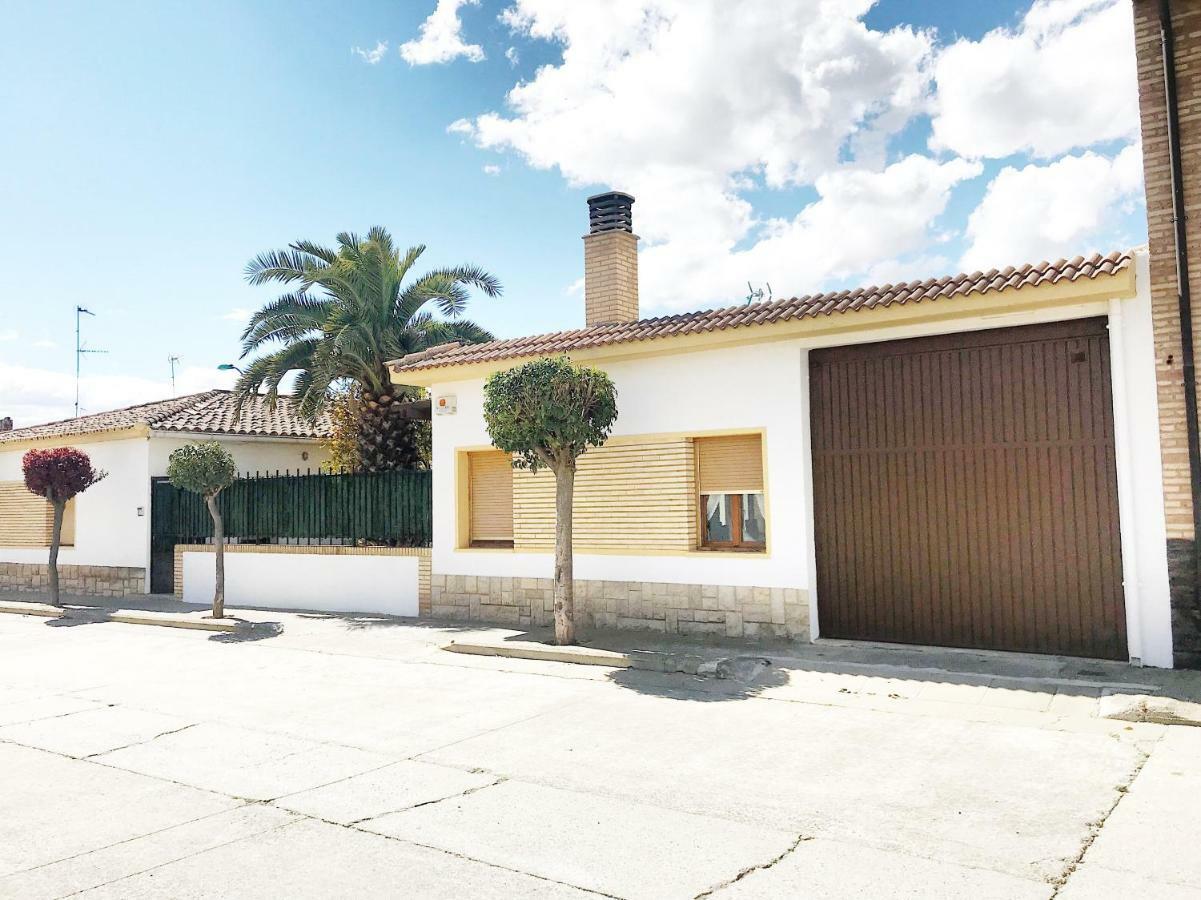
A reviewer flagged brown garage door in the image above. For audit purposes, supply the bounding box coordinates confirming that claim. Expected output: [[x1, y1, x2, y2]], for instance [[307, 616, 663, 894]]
[[809, 318, 1127, 660]]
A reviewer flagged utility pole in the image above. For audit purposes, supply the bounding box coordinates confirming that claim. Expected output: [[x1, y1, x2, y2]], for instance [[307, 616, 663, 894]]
[[168, 355, 181, 396], [74, 306, 107, 418]]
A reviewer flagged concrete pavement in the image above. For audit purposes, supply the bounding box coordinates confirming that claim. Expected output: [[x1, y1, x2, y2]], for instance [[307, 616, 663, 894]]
[[0, 608, 1196, 898]]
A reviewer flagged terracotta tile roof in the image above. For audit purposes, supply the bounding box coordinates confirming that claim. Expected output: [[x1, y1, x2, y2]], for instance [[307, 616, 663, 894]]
[[390, 251, 1133, 375], [0, 391, 332, 444]]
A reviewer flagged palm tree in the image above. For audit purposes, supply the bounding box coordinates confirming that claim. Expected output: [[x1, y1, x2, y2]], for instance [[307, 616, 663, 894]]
[[235, 228, 500, 471]]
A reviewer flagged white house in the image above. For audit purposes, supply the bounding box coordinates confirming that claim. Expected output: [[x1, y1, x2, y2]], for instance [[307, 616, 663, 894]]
[[0, 390, 331, 596], [389, 192, 1176, 667]]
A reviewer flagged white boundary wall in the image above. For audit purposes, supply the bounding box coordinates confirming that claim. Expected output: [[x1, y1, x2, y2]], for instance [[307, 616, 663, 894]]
[[182, 550, 420, 617], [428, 250, 1176, 667]]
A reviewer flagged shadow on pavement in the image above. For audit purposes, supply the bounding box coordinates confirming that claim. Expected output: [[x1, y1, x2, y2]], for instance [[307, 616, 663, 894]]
[[43, 608, 113, 628], [210, 622, 285, 643], [608, 657, 789, 702]]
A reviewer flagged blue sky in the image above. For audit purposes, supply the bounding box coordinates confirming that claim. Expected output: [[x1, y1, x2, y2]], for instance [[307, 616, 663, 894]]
[[0, 0, 1145, 425]]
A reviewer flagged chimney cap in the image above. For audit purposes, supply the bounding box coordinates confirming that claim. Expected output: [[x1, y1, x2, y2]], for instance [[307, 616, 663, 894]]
[[586, 191, 635, 235]]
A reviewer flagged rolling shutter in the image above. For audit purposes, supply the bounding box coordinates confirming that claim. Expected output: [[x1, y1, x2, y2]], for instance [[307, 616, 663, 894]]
[[696, 434, 764, 494], [60, 499, 76, 547], [469, 451, 513, 542], [0, 482, 55, 546]]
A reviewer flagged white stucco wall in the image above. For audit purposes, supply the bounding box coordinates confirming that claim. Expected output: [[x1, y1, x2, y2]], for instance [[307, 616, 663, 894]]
[[0, 437, 151, 570], [181, 550, 420, 617], [0, 432, 330, 588], [427, 249, 1176, 666], [431, 341, 807, 590], [147, 434, 330, 477]]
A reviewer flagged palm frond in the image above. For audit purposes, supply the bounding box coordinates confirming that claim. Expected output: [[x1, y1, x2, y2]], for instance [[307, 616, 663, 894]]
[[239, 293, 331, 353], [244, 248, 328, 286]]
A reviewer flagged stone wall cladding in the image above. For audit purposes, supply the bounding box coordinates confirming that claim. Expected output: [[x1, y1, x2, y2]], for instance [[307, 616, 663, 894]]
[[1134, 0, 1201, 664], [0, 563, 145, 597], [172, 544, 433, 614], [429, 573, 810, 641]]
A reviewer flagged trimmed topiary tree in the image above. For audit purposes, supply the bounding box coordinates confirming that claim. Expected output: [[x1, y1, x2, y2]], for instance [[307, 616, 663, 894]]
[[483, 356, 618, 645], [167, 442, 237, 618], [22, 448, 107, 607]]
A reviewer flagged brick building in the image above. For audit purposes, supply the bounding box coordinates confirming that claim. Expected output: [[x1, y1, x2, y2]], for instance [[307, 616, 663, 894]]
[[1133, 0, 1201, 666]]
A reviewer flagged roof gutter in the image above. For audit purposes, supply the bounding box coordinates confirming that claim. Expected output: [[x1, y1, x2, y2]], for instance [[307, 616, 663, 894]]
[[1158, 0, 1201, 616]]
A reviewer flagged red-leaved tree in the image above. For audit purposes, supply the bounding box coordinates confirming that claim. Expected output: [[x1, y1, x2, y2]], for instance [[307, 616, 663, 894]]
[[22, 448, 107, 607]]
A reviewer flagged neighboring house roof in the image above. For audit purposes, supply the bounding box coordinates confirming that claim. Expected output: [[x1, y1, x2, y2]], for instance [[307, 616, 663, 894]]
[[389, 250, 1133, 375], [0, 391, 332, 445]]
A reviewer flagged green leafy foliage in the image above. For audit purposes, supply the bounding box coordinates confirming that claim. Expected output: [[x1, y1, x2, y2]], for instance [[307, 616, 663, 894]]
[[483, 356, 618, 470], [234, 228, 500, 472], [166, 442, 237, 498]]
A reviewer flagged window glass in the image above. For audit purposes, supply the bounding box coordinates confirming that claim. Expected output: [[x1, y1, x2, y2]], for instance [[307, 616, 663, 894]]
[[742, 493, 766, 544], [704, 494, 734, 543]]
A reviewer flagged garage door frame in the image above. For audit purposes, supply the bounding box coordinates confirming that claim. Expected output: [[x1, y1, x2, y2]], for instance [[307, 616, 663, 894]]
[[795, 301, 1161, 664]]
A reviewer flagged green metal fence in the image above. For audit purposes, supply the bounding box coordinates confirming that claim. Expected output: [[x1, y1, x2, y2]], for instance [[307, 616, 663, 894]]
[[150, 469, 433, 551]]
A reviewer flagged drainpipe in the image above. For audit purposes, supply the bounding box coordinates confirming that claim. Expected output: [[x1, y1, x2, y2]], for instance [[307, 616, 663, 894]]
[[1159, 0, 1201, 610]]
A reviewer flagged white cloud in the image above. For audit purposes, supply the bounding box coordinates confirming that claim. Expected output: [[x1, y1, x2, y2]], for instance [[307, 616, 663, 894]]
[[0, 364, 238, 430], [861, 252, 956, 290], [352, 41, 389, 65], [0, 330, 17, 342], [32, 340, 57, 349], [455, 0, 947, 308], [960, 143, 1144, 272], [930, 0, 1138, 159], [639, 155, 981, 306], [482, 164, 501, 176], [221, 308, 252, 323], [505, 46, 520, 66], [401, 0, 485, 65]]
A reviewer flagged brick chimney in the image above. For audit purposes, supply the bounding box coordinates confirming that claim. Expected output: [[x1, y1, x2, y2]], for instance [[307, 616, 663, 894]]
[[583, 191, 639, 326], [0, 417, 11, 432]]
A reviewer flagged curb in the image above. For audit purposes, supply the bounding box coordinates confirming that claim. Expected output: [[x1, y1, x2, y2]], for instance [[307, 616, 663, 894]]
[[442, 639, 753, 676], [0, 601, 241, 633], [443, 639, 631, 668]]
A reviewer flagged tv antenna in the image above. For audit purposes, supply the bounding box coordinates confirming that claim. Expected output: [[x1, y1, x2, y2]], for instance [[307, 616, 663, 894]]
[[746, 281, 773, 305], [75, 306, 108, 418], [168, 355, 182, 395]]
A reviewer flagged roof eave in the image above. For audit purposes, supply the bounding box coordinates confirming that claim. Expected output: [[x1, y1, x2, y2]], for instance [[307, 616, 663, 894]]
[[0, 424, 151, 452], [388, 262, 1137, 388]]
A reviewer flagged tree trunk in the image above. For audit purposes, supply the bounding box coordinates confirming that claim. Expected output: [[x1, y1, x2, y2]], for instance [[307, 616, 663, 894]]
[[552, 460, 576, 645], [205, 493, 225, 619], [47, 498, 65, 607], [355, 386, 430, 472]]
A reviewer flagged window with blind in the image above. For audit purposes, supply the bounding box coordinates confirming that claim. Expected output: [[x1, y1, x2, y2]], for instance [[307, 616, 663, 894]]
[[0, 482, 75, 547], [468, 451, 514, 547], [695, 434, 766, 551]]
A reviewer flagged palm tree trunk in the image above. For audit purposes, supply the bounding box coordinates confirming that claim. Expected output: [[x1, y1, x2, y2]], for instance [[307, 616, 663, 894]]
[[47, 499, 64, 607], [205, 493, 225, 619], [553, 460, 576, 645], [357, 386, 428, 471]]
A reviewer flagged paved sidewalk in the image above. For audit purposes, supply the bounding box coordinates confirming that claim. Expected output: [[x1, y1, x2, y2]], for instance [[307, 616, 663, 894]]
[[0, 604, 1198, 897]]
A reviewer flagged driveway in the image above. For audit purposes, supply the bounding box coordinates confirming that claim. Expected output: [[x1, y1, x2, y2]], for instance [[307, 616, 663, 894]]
[[0, 609, 1198, 899]]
